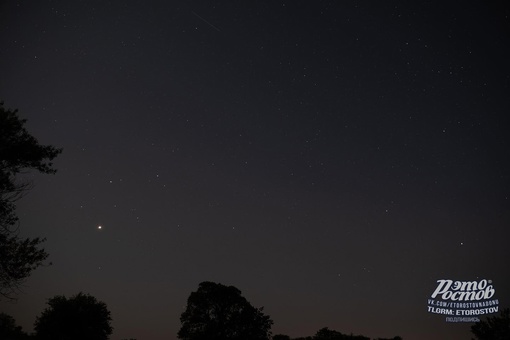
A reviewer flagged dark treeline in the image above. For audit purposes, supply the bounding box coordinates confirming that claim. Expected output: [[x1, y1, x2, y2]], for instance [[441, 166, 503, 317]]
[[273, 327, 402, 340], [1, 288, 510, 340]]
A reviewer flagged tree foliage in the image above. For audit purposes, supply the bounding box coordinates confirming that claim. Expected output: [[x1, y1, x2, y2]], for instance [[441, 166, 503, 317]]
[[34, 292, 113, 340], [178, 281, 273, 340], [0, 101, 62, 299], [471, 308, 510, 340], [314, 327, 369, 340], [276, 328, 402, 340], [0, 236, 49, 299], [273, 335, 291, 340], [0, 313, 31, 340]]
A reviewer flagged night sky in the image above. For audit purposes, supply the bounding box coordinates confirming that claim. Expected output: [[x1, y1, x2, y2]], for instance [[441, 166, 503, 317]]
[[1, 1, 509, 339]]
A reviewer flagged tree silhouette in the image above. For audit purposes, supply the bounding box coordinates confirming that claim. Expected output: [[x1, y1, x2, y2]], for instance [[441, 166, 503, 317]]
[[0, 102, 62, 300], [178, 281, 273, 340], [273, 335, 291, 340], [34, 292, 113, 340], [313, 327, 370, 340], [314, 327, 345, 339], [273, 328, 401, 340], [0, 313, 30, 340], [471, 308, 510, 340]]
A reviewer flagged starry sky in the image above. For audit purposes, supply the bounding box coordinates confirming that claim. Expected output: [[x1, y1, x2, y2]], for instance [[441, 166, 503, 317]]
[[1, 1, 509, 339]]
